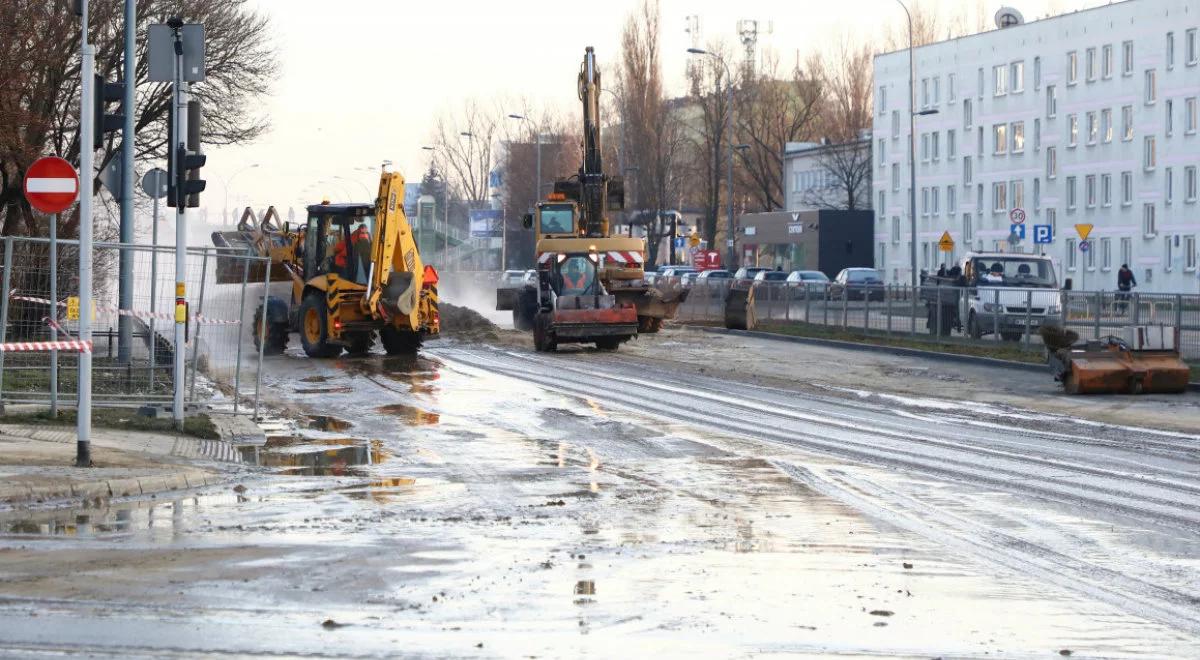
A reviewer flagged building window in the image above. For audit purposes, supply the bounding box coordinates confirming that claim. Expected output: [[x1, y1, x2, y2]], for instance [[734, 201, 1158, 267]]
[[922, 77, 929, 108], [1086, 111, 1098, 144], [878, 192, 886, 219], [932, 186, 939, 215], [1066, 176, 1077, 210], [1186, 236, 1197, 271], [1164, 236, 1174, 271], [1046, 147, 1057, 179], [1011, 179, 1024, 210], [1145, 69, 1157, 104], [1166, 167, 1174, 204], [892, 216, 900, 244], [1085, 174, 1096, 208], [947, 185, 956, 213], [993, 182, 1007, 213], [892, 163, 899, 191], [977, 67, 984, 98], [948, 73, 956, 103], [1012, 121, 1024, 153], [878, 139, 886, 166], [934, 76, 941, 105], [1086, 47, 1096, 81], [1167, 32, 1175, 69], [1144, 136, 1156, 171], [964, 99, 972, 128], [1188, 29, 1198, 65], [993, 64, 1007, 96], [892, 110, 900, 139], [1047, 207, 1057, 235], [1101, 108, 1113, 143], [993, 123, 1007, 154], [1143, 203, 1156, 237], [1122, 171, 1133, 206], [879, 85, 887, 114], [976, 183, 983, 212], [1066, 238, 1077, 270], [921, 133, 929, 161], [1034, 118, 1041, 151], [1034, 56, 1041, 89], [963, 213, 973, 242], [1067, 51, 1078, 85], [1122, 105, 1134, 141], [1121, 237, 1132, 267], [1011, 61, 1024, 93], [932, 131, 940, 160], [1068, 114, 1078, 147], [1101, 237, 1112, 271], [964, 156, 973, 184], [1102, 44, 1113, 78], [977, 125, 983, 154], [1046, 85, 1057, 118], [1186, 166, 1198, 202], [922, 187, 929, 216], [948, 129, 956, 158], [1102, 173, 1112, 206], [1166, 99, 1174, 136], [1187, 97, 1197, 133], [1122, 40, 1133, 76], [1085, 241, 1096, 271]]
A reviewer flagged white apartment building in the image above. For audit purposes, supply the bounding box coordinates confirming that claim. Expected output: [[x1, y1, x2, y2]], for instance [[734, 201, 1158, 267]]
[[872, 0, 1200, 292]]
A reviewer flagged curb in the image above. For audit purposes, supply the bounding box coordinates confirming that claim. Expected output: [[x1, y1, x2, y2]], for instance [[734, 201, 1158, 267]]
[[0, 469, 227, 507], [687, 324, 1200, 391]]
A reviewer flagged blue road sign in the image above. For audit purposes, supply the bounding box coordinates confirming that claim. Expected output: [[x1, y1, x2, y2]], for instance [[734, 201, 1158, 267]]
[[1009, 223, 1026, 240], [1079, 240, 1090, 252], [674, 237, 686, 248], [1032, 224, 1053, 244]]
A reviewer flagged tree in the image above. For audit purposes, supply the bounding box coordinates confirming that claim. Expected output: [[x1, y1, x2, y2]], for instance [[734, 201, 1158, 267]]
[[428, 99, 499, 204], [734, 54, 822, 212], [0, 0, 276, 237], [683, 41, 734, 247], [801, 140, 872, 211], [805, 41, 874, 210]]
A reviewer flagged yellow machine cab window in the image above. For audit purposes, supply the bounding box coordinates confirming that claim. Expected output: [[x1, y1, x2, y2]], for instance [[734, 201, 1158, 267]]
[[539, 203, 576, 234]]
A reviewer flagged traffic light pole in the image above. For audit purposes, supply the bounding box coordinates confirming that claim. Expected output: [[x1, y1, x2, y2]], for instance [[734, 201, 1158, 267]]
[[117, 0, 135, 363], [171, 25, 187, 431], [77, 0, 94, 466]]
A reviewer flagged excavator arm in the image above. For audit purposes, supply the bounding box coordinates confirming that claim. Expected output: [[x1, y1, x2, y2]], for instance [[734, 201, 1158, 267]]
[[367, 171, 427, 331]]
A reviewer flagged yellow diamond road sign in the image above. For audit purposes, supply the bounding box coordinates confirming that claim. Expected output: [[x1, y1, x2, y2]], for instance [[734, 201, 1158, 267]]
[[938, 231, 954, 252], [1075, 223, 1094, 240]]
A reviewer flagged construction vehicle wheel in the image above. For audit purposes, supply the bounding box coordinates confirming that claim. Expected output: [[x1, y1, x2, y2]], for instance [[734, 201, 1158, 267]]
[[637, 316, 664, 333], [533, 313, 557, 352], [380, 326, 422, 355], [299, 293, 341, 358], [346, 332, 374, 355], [513, 288, 537, 331], [252, 306, 288, 355], [1062, 371, 1081, 394], [595, 337, 621, 351]]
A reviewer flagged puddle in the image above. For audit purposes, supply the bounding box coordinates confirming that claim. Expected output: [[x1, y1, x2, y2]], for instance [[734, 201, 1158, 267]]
[[0, 493, 239, 538], [308, 415, 354, 432], [239, 436, 390, 476], [375, 403, 440, 425]]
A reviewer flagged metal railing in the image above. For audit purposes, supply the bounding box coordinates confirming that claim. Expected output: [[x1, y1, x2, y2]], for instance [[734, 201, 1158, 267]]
[[0, 235, 272, 416], [675, 279, 1200, 361]]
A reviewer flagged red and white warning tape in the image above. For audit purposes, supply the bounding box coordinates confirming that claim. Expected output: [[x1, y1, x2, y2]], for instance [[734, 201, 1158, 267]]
[[0, 340, 92, 353], [9, 293, 241, 325]]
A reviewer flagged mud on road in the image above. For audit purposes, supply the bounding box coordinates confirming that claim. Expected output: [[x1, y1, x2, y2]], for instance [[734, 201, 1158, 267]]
[[0, 326, 1197, 657]]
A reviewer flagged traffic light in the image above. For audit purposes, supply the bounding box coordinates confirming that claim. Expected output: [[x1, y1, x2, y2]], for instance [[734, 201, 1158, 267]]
[[167, 99, 206, 208], [93, 74, 124, 149]]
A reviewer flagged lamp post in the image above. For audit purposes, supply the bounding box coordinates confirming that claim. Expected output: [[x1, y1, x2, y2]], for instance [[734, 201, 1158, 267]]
[[222, 163, 259, 226], [895, 0, 940, 288], [688, 47, 736, 268]]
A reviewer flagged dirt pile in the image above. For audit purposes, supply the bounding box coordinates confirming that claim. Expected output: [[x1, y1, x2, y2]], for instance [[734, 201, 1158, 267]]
[[438, 302, 500, 341]]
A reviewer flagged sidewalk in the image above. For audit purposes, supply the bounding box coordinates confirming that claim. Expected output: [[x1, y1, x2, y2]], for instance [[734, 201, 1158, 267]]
[[0, 423, 244, 506]]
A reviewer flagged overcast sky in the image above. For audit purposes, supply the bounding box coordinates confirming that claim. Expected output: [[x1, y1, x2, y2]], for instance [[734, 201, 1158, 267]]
[[203, 0, 1088, 220]]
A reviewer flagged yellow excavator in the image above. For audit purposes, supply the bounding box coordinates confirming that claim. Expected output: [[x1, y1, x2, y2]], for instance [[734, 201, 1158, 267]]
[[212, 169, 440, 356]]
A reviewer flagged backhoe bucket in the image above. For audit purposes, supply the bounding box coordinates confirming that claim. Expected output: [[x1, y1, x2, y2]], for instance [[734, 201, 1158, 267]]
[[724, 284, 756, 330], [1055, 349, 1190, 394]]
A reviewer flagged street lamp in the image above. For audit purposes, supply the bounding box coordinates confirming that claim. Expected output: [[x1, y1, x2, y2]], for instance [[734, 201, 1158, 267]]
[[222, 163, 260, 226], [688, 47, 737, 268], [507, 113, 542, 207], [895, 0, 941, 288]]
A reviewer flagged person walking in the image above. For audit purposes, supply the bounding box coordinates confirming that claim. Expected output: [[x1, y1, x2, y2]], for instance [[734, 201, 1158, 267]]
[[1116, 263, 1137, 315]]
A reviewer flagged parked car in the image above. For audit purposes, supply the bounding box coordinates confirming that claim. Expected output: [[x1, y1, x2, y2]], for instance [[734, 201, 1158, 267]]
[[752, 270, 790, 300], [661, 266, 698, 279], [732, 266, 770, 284], [828, 268, 886, 301], [695, 269, 733, 283], [680, 272, 700, 288], [694, 269, 733, 295], [785, 270, 830, 296]]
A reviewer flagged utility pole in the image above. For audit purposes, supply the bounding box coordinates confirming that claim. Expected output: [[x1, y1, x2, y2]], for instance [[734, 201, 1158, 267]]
[[77, 0, 95, 466], [169, 17, 188, 431], [117, 0, 135, 363]]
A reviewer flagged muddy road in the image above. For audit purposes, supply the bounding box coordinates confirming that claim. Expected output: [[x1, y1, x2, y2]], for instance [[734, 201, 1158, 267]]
[[1, 333, 1198, 657]]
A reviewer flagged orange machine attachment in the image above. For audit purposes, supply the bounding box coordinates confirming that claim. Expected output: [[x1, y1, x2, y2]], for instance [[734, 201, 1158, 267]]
[[1044, 326, 1191, 395]]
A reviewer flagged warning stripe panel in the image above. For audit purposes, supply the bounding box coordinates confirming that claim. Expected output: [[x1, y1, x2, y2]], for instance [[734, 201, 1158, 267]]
[[0, 340, 92, 353], [9, 294, 240, 325]]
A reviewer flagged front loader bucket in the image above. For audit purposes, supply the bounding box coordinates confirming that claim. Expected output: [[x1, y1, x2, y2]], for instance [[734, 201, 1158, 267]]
[[210, 229, 290, 284], [496, 288, 517, 311], [724, 284, 755, 331], [1058, 349, 1190, 394]]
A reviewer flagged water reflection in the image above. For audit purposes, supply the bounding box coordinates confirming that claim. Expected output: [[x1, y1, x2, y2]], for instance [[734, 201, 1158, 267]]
[[239, 436, 390, 476]]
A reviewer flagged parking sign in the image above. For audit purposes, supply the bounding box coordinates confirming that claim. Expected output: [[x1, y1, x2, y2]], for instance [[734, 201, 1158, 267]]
[[1033, 224, 1053, 244]]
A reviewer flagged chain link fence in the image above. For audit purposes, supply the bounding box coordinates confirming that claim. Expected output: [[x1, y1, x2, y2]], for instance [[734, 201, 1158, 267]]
[[0, 235, 271, 415], [675, 279, 1200, 362]]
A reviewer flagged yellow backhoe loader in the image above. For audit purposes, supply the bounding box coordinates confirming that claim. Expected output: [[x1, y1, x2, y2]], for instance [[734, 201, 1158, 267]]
[[211, 169, 439, 357]]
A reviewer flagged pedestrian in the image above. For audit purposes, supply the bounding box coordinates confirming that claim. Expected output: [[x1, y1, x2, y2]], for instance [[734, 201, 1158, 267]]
[[1116, 263, 1137, 315], [937, 263, 947, 277]]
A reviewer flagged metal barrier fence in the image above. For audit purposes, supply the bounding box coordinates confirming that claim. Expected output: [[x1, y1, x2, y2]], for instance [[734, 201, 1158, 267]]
[[675, 279, 1200, 361], [0, 235, 271, 415]]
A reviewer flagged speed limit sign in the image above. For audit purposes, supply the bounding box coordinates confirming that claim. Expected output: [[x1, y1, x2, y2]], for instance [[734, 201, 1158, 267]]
[[1009, 208, 1026, 224]]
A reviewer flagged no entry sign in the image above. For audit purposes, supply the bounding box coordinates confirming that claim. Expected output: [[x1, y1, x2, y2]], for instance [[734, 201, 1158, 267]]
[[24, 156, 79, 214]]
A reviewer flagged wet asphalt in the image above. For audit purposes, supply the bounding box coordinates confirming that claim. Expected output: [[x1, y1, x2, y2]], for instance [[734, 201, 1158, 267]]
[[0, 336, 1197, 657]]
